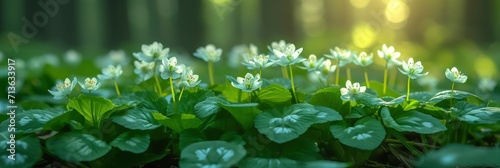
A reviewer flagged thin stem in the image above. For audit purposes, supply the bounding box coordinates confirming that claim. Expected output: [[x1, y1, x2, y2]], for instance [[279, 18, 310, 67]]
[[169, 77, 176, 103], [346, 66, 351, 81], [153, 63, 163, 95], [259, 68, 262, 90], [420, 134, 428, 151], [385, 139, 436, 148], [113, 80, 121, 96], [383, 62, 388, 95], [406, 76, 410, 101], [281, 66, 289, 79], [390, 130, 423, 157], [364, 68, 370, 88], [289, 65, 298, 103], [208, 62, 215, 86], [335, 61, 340, 85], [178, 87, 185, 102]]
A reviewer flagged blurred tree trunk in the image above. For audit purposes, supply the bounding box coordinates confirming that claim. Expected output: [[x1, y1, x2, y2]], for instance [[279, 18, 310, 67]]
[[77, 0, 104, 52]]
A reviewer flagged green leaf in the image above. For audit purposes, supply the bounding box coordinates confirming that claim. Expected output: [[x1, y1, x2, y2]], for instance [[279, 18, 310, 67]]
[[0, 134, 42, 168], [408, 91, 436, 102], [254, 103, 317, 143], [0, 109, 62, 134], [403, 100, 420, 111], [111, 108, 160, 130], [258, 84, 292, 105], [429, 90, 484, 104], [415, 144, 500, 168], [368, 81, 401, 97], [309, 87, 343, 110], [46, 132, 112, 162], [153, 113, 202, 133], [110, 131, 150, 153], [220, 103, 261, 129], [353, 93, 384, 107], [262, 78, 292, 89], [280, 138, 322, 161], [330, 117, 386, 150], [194, 97, 227, 118], [44, 110, 85, 131], [67, 94, 116, 127], [175, 89, 215, 115], [223, 80, 250, 102], [304, 160, 350, 168], [313, 106, 343, 123], [240, 158, 299, 168], [180, 140, 247, 168], [381, 107, 447, 134], [453, 102, 500, 124]]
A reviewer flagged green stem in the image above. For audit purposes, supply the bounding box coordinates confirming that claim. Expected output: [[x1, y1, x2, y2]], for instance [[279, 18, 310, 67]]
[[450, 82, 455, 107], [389, 67, 397, 88], [335, 61, 340, 85], [281, 66, 289, 79], [461, 123, 468, 143], [364, 68, 370, 88], [208, 62, 215, 86], [113, 80, 121, 96], [169, 77, 176, 103], [420, 134, 428, 151], [153, 63, 163, 95], [289, 65, 298, 103], [178, 87, 185, 102], [406, 76, 410, 101], [383, 62, 388, 95], [390, 129, 422, 157]]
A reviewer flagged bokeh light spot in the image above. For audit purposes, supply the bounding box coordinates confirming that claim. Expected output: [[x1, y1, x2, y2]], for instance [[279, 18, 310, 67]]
[[352, 23, 377, 48], [385, 0, 409, 23], [474, 56, 498, 78], [350, 0, 370, 8]]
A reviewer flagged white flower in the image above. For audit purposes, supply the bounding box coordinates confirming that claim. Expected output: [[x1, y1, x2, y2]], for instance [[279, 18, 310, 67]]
[[398, 58, 428, 79], [133, 42, 170, 62], [353, 52, 373, 67], [272, 44, 305, 66], [298, 54, 324, 71], [242, 54, 274, 70], [64, 50, 81, 65], [160, 57, 184, 79], [78, 77, 101, 91], [377, 44, 402, 67], [98, 65, 123, 80], [324, 47, 352, 67], [318, 59, 337, 74], [228, 44, 258, 68], [180, 68, 201, 88], [194, 44, 223, 63], [267, 40, 288, 52], [340, 80, 366, 101], [445, 67, 468, 83], [134, 60, 155, 81], [108, 50, 130, 66], [227, 73, 262, 92], [48, 77, 77, 99], [478, 78, 497, 92]]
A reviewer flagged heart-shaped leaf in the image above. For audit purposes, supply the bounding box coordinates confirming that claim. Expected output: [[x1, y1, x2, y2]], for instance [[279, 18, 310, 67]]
[[429, 90, 483, 104], [255, 103, 317, 143], [153, 113, 202, 133], [453, 102, 500, 124], [240, 158, 299, 168], [330, 117, 386, 150], [67, 94, 116, 127], [110, 131, 150, 153], [180, 140, 247, 168], [0, 133, 42, 168], [313, 106, 343, 123], [220, 103, 261, 129], [0, 109, 63, 134], [258, 84, 292, 105], [381, 107, 447, 134], [111, 108, 160, 130], [309, 87, 343, 110], [194, 97, 227, 118], [46, 132, 112, 162], [353, 93, 384, 107]]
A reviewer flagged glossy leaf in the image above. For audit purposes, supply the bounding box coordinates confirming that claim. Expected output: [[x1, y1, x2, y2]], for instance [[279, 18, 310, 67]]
[[153, 113, 202, 133], [0, 134, 42, 168], [381, 107, 447, 134], [110, 131, 150, 153], [330, 117, 386, 150], [220, 103, 261, 129], [67, 94, 116, 127], [111, 108, 160, 130], [46, 132, 112, 162], [180, 140, 247, 168]]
